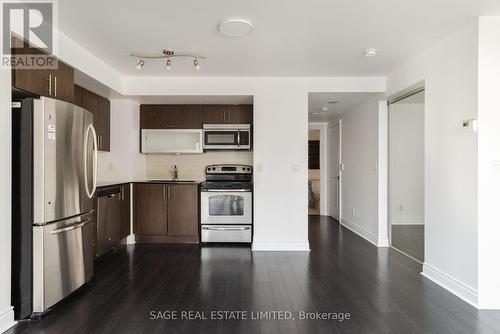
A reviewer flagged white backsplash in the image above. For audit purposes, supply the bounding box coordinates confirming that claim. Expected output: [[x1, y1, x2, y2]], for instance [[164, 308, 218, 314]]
[[145, 151, 254, 180]]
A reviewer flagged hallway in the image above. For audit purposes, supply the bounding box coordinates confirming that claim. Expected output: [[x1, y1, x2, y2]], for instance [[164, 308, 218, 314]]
[[7, 217, 500, 334]]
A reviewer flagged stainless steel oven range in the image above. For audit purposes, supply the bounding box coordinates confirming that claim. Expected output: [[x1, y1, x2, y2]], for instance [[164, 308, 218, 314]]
[[200, 164, 253, 243]]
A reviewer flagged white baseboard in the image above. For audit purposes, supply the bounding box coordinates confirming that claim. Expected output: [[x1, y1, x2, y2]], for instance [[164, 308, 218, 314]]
[[0, 306, 15, 334], [421, 263, 478, 308], [340, 218, 388, 247], [252, 241, 310, 251], [377, 236, 390, 247], [125, 234, 136, 244], [391, 217, 424, 225]]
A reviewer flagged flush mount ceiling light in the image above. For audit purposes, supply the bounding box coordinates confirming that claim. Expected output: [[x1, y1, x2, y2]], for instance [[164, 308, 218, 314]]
[[362, 48, 378, 57], [131, 49, 206, 71], [219, 19, 253, 37], [310, 111, 325, 115], [322, 107, 329, 111], [327, 100, 339, 104]]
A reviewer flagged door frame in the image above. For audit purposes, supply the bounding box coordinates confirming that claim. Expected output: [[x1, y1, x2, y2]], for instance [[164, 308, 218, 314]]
[[308, 122, 329, 216], [327, 119, 342, 221]]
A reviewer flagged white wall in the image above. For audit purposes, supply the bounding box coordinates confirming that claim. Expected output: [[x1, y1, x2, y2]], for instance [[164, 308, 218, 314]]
[[0, 69, 14, 331], [387, 20, 479, 306], [145, 151, 253, 180], [97, 100, 145, 183], [338, 97, 388, 246], [389, 102, 424, 225], [252, 80, 309, 250], [477, 16, 500, 309]]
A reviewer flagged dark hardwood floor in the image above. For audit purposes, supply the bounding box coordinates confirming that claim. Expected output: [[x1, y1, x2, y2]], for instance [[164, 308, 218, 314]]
[[391, 224, 425, 262], [7, 216, 500, 334]]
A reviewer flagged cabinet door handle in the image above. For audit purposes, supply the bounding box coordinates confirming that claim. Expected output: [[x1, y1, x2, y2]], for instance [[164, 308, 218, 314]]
[[54, 76, 57, 97], [223, 111, 226, 123], [48, 74, 52, 95], [163, 186, 166, 198], [226, 111, 230, 123], [167, 187, 171, 200]]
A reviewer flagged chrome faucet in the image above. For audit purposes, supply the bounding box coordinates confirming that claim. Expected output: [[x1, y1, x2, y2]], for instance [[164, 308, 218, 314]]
[[173, 165, 179, 182]]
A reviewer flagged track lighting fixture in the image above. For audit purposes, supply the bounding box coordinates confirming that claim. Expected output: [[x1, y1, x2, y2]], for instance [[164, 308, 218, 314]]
[[131, 49, 205, 71], [135, 59, 145, 70]]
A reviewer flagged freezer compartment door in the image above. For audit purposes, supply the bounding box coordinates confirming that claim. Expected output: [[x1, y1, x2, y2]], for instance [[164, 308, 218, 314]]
[[33, 97, 97, 224], [33, 213, 94, 313], [201, 225, 252, 243]]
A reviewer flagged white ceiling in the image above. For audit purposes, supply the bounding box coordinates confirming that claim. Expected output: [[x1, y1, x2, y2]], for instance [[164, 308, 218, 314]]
[[59, 0, 500, 77], [308, 92, 381, 121]]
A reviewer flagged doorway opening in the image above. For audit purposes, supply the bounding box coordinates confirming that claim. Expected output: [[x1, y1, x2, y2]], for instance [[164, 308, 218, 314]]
[[388, 89, 425, 263], [308, 129, 321, 215]]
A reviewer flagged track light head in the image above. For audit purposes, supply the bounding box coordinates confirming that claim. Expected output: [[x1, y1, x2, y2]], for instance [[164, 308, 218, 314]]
[[136, 59, 145, 70], [194, 58, 200, 70], [166, 58, 172, 70]]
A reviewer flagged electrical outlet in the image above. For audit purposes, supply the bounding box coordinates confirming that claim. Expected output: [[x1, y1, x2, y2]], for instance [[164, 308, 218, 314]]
[[256, 163, 264, 172]]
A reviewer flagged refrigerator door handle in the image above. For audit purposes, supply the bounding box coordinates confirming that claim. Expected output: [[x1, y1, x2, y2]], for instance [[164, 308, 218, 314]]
[[50, 219, 91, 235], [84, 124, 98, 198]]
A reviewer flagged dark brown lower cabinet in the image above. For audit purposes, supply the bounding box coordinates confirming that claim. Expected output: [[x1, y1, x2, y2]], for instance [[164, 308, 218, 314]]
[[134, 183, 168, 235], [167, 185, 198, 236], [134, 183, 199, 243], [120, 184, 131, 239]]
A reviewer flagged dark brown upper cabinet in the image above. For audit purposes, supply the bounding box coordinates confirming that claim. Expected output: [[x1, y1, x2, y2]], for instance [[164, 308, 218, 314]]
[[227, 105, 253, 124], [73, 84, 84, 108], [11, 36, 74, 103], [97, 96, 110, 151], [81, 86, 110, 152], [203, 105, 253, 124], [140, 105, 203, 129], [203, 105, 228, 124]]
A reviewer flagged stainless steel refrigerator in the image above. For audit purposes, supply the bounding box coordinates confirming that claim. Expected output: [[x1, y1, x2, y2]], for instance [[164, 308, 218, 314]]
[[12, 96, 97, 319]]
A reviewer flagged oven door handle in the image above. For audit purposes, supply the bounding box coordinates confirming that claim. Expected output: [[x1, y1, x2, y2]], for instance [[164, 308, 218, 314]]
[[202, 226, 251, 231]]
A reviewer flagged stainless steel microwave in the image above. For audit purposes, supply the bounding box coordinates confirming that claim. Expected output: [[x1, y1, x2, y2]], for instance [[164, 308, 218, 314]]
[[203, 124, 251, 150]]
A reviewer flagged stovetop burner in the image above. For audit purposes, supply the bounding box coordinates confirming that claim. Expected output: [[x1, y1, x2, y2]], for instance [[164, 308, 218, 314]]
[[201, 164, 253, 191]]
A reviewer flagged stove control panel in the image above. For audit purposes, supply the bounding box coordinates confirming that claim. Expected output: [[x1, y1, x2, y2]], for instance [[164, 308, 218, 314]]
[[205, 164, 253, 175]]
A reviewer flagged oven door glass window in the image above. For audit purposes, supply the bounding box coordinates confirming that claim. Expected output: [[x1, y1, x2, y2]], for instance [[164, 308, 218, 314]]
[[205, 131, 238, 146], [209, 195, 244, 216]]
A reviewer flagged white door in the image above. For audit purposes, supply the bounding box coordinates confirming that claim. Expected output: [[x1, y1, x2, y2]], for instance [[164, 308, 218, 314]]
[[328, 122, 340, 220]]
